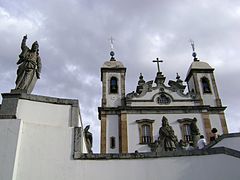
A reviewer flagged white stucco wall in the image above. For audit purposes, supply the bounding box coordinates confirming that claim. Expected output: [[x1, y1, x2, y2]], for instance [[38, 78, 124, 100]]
[[15, 153, 240, 180], [1, 98, 240, 180], [106, 115, 119, 153], [127, 113, 205, 153], [209, 114, 223, 135], [187, 76, 195, 93], [0, 119, 21, 180], [213, 136, 240, 152]]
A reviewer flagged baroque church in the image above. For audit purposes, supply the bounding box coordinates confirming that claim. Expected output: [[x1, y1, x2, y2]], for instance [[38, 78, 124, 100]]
[[1, 36, 239, 180], [99, 48, 228, 153]]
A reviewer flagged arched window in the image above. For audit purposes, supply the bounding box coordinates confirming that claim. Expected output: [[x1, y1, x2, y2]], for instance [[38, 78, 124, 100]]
[[201, 77, 211, 93], [157, 93, 171, 104], [110, 77, 118, 93]]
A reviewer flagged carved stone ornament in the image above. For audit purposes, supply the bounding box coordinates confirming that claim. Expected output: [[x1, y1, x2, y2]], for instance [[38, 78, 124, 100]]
[[156, 93, 171, 105]]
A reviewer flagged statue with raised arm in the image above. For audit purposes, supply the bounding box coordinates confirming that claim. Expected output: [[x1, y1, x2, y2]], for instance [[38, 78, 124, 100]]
[[14, 35, 42, 94]]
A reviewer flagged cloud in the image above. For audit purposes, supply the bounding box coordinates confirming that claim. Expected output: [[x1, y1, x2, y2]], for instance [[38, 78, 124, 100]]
[[1, 0, 240, 152]]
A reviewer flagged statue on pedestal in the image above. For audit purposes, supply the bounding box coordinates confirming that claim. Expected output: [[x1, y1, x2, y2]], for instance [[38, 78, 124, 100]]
[[84, 125, 93, 153], [14, 35, 42, 94], [159, 116, 178, 151], [190, 119, 200, 147], [149, 116, 178, 152]]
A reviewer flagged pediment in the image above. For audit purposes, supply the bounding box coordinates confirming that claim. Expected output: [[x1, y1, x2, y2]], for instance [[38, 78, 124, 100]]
[[126, 81, 196, 106]]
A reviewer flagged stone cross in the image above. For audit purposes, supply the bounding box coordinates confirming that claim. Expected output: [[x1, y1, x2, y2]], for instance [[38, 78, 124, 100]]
[[153, 58, 163, 73]]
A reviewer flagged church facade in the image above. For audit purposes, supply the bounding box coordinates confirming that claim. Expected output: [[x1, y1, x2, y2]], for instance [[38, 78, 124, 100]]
[[98, 51, 228, 153]]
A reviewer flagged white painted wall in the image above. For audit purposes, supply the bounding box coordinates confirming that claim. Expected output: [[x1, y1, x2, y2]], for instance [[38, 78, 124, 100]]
[[213, 137, 240, 151], [0, 119, 21, 180], [187, 76, 195, 93], [106, 115, 119, 153], [15, 153, 240, 180], [127, 113, 204, 153], [1, 99, 240, 180], [209, 114, 223, 135]]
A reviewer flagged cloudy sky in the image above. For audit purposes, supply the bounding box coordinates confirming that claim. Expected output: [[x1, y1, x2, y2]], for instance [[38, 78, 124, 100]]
[[1, 0, 240, 152]]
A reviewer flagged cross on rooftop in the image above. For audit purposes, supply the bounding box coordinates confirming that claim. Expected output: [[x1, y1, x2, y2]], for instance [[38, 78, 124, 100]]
[[153, 58, 163, 73]]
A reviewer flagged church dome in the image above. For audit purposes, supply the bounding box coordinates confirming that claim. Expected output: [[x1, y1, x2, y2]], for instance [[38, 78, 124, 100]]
[[186, 60, 214, 81], [188, 61, 213, 70], [102, 60, 125, 68]]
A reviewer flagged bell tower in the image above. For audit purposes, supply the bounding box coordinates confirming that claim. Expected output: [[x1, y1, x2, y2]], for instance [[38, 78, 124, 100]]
[[185, 41, 228, 141], [99, 48, 126, 153]]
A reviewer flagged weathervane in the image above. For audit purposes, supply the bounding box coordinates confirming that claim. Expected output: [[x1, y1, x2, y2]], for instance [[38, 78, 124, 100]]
[[109, 36, 114, 50], [109, 36, 115, 61], [189, 39, 198, 61]]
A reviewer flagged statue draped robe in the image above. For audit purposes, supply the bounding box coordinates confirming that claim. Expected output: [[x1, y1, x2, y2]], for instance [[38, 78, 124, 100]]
[[15, 38, 41, 94]]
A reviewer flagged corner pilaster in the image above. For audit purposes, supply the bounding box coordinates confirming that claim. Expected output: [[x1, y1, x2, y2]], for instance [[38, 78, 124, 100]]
[[119, 111, 128, 153]]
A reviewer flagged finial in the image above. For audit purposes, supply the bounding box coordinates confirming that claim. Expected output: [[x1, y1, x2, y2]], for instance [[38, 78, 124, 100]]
[[176, 72, 183, 84], [109, 36, 115, 61], [189, 39, 198, 61], [176, 73, 180, 80]]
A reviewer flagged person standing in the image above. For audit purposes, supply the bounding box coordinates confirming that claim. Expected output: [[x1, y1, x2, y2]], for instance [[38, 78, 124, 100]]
[[197, 135, 206, 149], [210, 128, 218, 142]]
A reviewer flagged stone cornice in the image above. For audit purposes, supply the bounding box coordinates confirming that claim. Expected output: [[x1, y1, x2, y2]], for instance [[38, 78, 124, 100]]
[[75, 146, 240, 160], [98, 106, 227, 112], [185, 68, 214, 82], [1, 92, 79, 106]]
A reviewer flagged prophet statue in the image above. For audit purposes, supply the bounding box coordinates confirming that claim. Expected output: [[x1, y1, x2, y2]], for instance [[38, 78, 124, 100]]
[[84, 125, 93, 153], [158, 116, 178, 151], [14, 35, 42, 93]]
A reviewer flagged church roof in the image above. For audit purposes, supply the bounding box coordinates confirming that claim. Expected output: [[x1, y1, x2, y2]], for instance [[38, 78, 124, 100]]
[[186, 60, 214, 81], [102, 60, 125, 68], [188, 60, 213, 70]]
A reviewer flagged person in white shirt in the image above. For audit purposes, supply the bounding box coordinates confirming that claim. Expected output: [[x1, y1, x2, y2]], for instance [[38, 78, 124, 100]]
[[197, 135, 206, 149]]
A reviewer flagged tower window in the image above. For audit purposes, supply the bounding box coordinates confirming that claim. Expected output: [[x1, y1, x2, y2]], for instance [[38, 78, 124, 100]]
[[201, 77, 212, 93], [110, 77, 118, 93], [110, 136, 116, 149]]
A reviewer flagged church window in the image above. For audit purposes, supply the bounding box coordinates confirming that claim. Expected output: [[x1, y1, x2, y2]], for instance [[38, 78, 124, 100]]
[[182, 124, 192, 142], [110, 136, 116, 149], [201, 77, 211, 94], [177, 118, 199, 143], [142, 125, 151, 144], [110, 77, 118, 93], [136, 119, 154, 144], [157, 93, 171, 105]]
